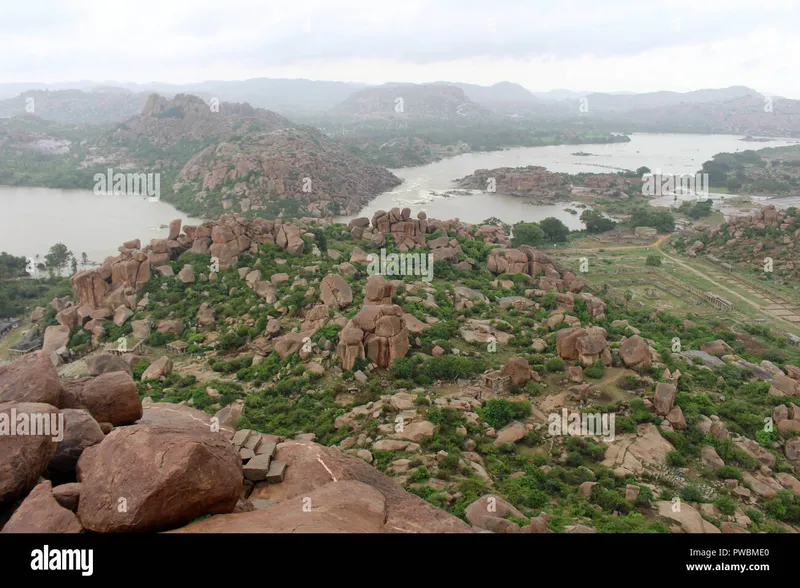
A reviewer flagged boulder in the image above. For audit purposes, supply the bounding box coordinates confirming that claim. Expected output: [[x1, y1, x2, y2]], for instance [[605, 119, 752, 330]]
[[42, 325, 71, 357], [48, 409, 105, 475], [172, 480, 387, 533], [654, 383, 677, 416], [197, 302, 216, 327], [59, 372, 142, 426], [320, 274, 353, 310], [465, 495, 524, 531], [502, 357, 532, 386], [85, 353, 133, 378], [0, 353, 62, 405], [701, 446, 725, 470], [493, 421, 528, 447], [141, 357, 174, 381], [113, 306, 134, 327], [0, 402, 60, 504], [701, 339, 732, 357], [656, 501, 721, 533], [619, 335, 651, 370], [76, 423, 242, 532], [1, 480, 83, 533], [237, 440, 471, 533], [131, 319, 151, 340]]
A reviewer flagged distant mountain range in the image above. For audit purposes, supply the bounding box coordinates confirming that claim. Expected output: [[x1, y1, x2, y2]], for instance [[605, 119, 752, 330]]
[[0, 78, 797, 137]]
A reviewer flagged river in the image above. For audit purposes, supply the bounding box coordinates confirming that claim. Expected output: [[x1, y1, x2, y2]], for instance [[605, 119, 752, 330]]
[[1, 133, 798, 261], [0, 186, 203, 264], [339, 132, 799, 226]]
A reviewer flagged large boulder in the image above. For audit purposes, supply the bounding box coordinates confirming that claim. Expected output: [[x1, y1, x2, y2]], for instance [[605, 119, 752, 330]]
[[502, 357, 532, 386], [197, 302, 216, 327], [701, 339, 732, 357], [575, 327, 611, 367], [48, 409, 105, 475], [172, 480, 387, 533], [141, 357, 174, 381], [320, 274, 353, 309], [42, 325, 69, 357], [619, 335, 652, 370], [0, 402, 60, 505], [465, 495, 525, 532], [656, 501, 721, 533], [76, 423, 242, 532], [556, 327, 585, 361], [338, 305, 410, 369], [1, 480, 83, 533], [59, 372, 142, 426], [276, 224, 305, 255], [0, 353, 62, 405], [654, 383, 677, 416], [137, 402, 235, 440], [240, 441, 472, 533], [85, 353, 133, 378]]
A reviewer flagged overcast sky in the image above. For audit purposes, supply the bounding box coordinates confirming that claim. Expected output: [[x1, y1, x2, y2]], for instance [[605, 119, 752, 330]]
[[3, 0, 799, 97]]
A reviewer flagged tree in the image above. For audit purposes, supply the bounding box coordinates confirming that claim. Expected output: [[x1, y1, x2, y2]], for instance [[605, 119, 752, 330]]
[[636, 166, 651, 176], [81, 252, 89, 268], [629, 208, 675, 233], [44, 243, 72, 277], [0, 252, 27, 279], [512, 222, 544, 247], [646, 254, 662, 267], [540, 217, 570, 243], [580, 209, 617, 234], [726, 177, 743, 193]]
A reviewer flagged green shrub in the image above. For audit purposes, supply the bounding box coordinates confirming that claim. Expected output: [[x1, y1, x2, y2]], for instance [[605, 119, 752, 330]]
[[545, 357, 565, 372], [478, 399, 531, 429], [584, 360, 605, 379], [666, 451, 686, 467], [715, 465, 743, 481], [714, 495, 737, 516]]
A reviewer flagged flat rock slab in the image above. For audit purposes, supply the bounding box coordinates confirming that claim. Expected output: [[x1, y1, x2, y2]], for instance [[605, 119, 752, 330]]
[[243, 454, 272, 482], [266, 461, 287, 483]]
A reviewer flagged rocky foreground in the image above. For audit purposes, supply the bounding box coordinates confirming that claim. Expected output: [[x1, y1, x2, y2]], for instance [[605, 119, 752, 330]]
[[0, 353, 477, 533]]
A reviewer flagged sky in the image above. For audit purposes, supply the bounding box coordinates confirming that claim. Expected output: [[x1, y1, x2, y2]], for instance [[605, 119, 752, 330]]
[[3, 0, 800, 97]]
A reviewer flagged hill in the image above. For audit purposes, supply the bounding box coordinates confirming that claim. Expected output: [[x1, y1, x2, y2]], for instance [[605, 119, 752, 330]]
[[0, 88, 149, 125], [2, 208, 799, 534], [331, 83, 495, 120]]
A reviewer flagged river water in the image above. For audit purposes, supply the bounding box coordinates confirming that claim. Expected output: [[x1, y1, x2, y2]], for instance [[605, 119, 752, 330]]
[[0, 186, 202, 264], [340, 133, 799, 226], [1, 133, 797, 262]]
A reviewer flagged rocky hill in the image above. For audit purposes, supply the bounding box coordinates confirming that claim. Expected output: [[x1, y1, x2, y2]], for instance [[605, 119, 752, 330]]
[[173, 127, 402, 218], [679, 204, 800, 282], [612, 95, 800, 137], [105, 93, 292, 149], [331, 83, 495, 120], [0, 88, 149, 125], [3, 207, 799, 534], [455, 166, 640, 202], [700, 145, 800, 195], [0, 94, 403, 219]]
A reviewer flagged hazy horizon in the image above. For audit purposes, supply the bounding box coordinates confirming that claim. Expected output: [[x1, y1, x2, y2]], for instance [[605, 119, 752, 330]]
[[3, 0, 799, 98]]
